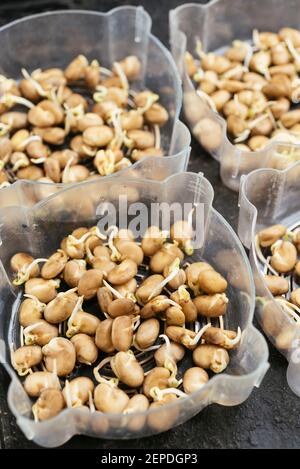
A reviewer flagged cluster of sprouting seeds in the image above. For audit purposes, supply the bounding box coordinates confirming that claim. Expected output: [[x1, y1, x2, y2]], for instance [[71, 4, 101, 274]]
[[256, 223, 300, 349], [10, 221, 241, 431], [186, 27, 300, 164], [0, 54, 168, 188]]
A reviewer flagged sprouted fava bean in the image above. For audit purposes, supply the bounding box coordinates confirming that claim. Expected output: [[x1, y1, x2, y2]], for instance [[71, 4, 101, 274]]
[[0, 55, 169, 185], [10, 225, 240, 423], [187, 28, 300, 163]]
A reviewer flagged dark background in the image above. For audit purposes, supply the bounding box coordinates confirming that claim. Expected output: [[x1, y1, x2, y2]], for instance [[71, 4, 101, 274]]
[[0, 0, 299, 450]]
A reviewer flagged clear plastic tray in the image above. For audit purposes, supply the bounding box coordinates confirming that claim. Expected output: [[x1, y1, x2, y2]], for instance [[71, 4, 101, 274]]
[[170, 0, 300, 192], [0, 172, 269, 447], [238, 161, 300, 397], [0, 7, 190, 192]]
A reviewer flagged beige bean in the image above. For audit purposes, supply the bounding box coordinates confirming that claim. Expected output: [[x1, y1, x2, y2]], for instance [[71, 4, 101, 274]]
[[264, 275, 289, 296], [25, 278, 60, 303], [124, 394, 149, 432], [258, 224, 286, 247], [111, 315, 133, 352], [203, 327, 240, 349], [270, 240, 297, 273], [32, 389, 65, 421], [44, 291, 78, 323], [198, 270, 227, 294], [19, 297, 44, 327], [42, 337, 76, 377], [107, 259, 137, 285], [24, 371, 60, 397], [62, 377, 94, 407], [24, 320, 58, 346], [10, 252, 39, 277], [154, 341, 185, 367], [183, 367, 209, 394], [141, 226, 166, 256], [94, 382, 129, 413], [12, 345, 42, 373], [193, 344, 229, 373], [166, 326, 196, 350], [193, 293, 228, 317], [111, 351, 144, 387], [77, 270, 103, 299], [41, 250, 68, 279], [95, 318, 114, 353], [44, 157, 61, 183], [108, 298, 136, 318], [165, 306, 185, 326], [127, 130, 155, 150], [143, 367, 170, 398], [135, 318, 160, 349], [71, 334, 98, 365], [63, 259, 86, 287], [82, 125, 114, 147]]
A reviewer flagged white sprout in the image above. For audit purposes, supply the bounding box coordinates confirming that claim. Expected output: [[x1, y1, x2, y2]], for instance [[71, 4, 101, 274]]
[[23, 293, 46, 311], [93, 356, 116, 384], [57, 287, 78, 298], [285, 38, 300, 64], [0, 122, 11, 137], [20, 326, 24, 347], [64, 103, 84, 135], [64, 379, 73, 408], [147, 259, 181, 301], [252, 29, 262, 49], [88, 390, 96, 413], [21, 68, 48, 98], [31, 157, 47, 165], [219, 315, 224, 330], [93, 85, 108, 103], [18, 134, 42, 150], [23, 321, 46, 345], [62, 156, 74, 183], [154, 124, 161, 150], [196, 89, 217, 112], [10, 343, 32, 376], [113, 61, 129, 90], [107, 225, 121, 261], [66, 296, 84, 338], [150, 386, 187, 401], [276, 298, 300, 324], [0, 93, 34, 109], [183, 323, 212, 347], [0, 180, 9, 191], [132, 336, 160, 352], [13, 257, 48, 285], [102, 279, 125, 299], [224, 327, 242, 347]]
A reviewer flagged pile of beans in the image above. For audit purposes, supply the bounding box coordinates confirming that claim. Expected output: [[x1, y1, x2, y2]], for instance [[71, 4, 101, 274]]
[[0, 55, 168, 187], [256, 223, 300, 348], [10, 222, 241, 430], [186, 27, 300, 160]]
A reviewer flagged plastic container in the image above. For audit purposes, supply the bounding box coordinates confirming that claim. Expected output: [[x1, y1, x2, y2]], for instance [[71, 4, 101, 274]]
[[238, 160, 300, 397], [170, 0, 300, 192], [0, 7, 190, 192], [0, 172, 269, 447]]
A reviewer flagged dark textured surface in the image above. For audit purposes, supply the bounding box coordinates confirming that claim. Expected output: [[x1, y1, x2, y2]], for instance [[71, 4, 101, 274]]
[[0, 0, 299, 450]]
